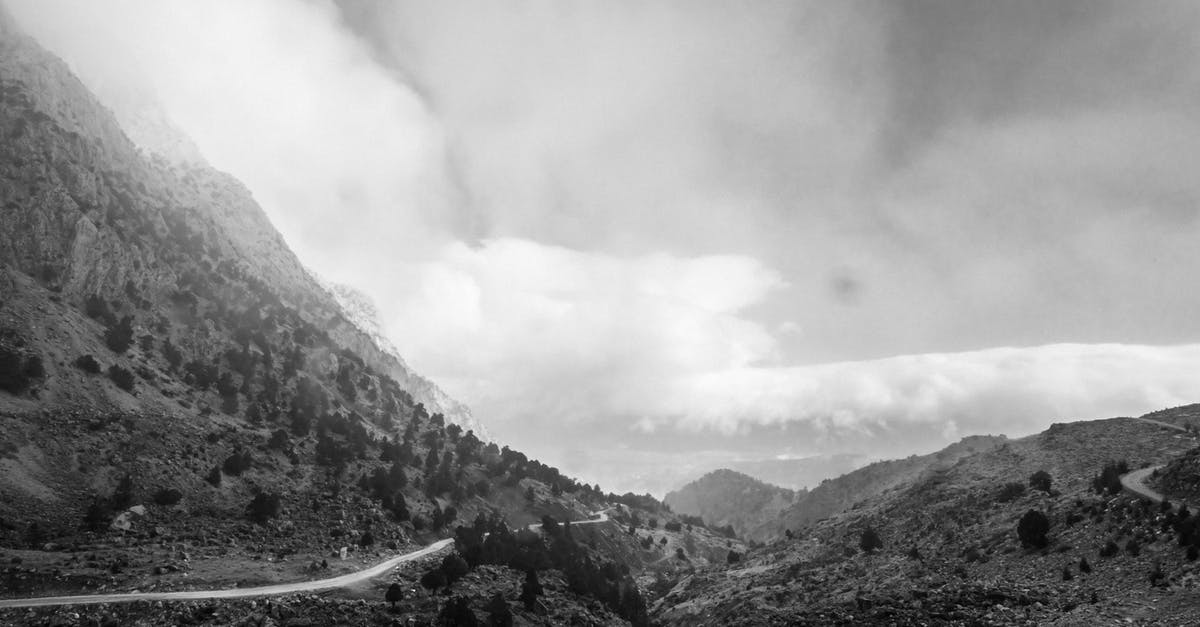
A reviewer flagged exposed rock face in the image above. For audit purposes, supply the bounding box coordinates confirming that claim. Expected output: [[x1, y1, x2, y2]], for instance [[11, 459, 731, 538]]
[[0, 10, 477, 433], [664, 469, 798, 539]]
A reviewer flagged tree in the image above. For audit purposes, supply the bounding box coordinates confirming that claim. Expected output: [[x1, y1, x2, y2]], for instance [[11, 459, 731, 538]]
[[385, 582, 404, 608], [1029, 470, 1052, 493], [1017, 510, 1050, 548], [420, 568, 446, 593], [727, 550, 742, 564], [519, 569, 542, 611], [441, 552, 470, 585], [246, 492, 281, 524], [1092, 460, 1129, 495], [359, 530, 375, 548], [486, 592, 513, 627], [859, 526, 883, 554], [439, 596, 478, 626], [1079, 556, 1092, 573], [104, 316, 135, 354], [107, 365, 135, 392]]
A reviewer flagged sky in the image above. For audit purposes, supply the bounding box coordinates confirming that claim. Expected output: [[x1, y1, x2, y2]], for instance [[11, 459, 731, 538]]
[[9, 0, 1200, 495]]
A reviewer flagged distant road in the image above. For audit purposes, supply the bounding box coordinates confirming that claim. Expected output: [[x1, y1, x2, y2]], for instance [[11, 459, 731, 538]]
[[1118, 417, 1195, 506], [0, 509, 610, 609]]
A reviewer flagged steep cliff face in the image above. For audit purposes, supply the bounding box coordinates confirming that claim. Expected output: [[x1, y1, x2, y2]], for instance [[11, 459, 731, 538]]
[[0, 11, 476, 432]]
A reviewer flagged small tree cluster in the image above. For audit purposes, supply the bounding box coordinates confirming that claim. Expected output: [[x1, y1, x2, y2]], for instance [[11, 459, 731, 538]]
[[1092, 460, 1129, 495]]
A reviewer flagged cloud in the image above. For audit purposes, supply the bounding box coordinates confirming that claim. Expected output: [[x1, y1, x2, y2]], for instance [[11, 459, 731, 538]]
[[10, 0, 1200, 493], [644, 343, 1200, 439], [379, 239, 785, 428]]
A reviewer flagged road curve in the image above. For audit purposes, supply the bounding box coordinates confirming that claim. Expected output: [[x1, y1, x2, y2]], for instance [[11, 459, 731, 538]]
[[0, 539, 455, 609], [0, 509, 611, 609], [1121, 465, 1166, 503]]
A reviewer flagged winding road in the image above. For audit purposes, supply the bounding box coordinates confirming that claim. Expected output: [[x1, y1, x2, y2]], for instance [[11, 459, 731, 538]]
[[0, 510, 610, 609], [1119, 417, 1195, 506]]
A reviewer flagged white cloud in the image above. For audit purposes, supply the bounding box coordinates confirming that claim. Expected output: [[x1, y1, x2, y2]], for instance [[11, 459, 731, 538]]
[[641, 343, 1200, 443], [10, 0, 1200, 489]]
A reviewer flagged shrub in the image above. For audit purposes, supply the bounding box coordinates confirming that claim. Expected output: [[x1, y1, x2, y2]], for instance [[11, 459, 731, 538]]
[[385, 582, 404, 608], [359, 530, 374, 548], [859, 526, 883, 554], [997, 482, 1026, 503], [1126, 538, 1141, 557], [104, 316, 135, 354], [1079, 556, 1092, 573], [1017, 510, 1050, 548], [107, 365, 135, 392], [246, 492, 281, 524], [664, 521, 683, 532], [0, 347, 43, 394], [439, 596, 477, 626], [1029, 470, 1052, 493], [152, 488, 182, 506], [222, 449, 253, 476], [1092, 461, 1129, 495], [420, 568, 447, 592], [727, 550, 741, 564], [205, 465, 222, 487], [74, 354, 101, 374], [82, 497, 113, 531], [1099, 540, 1119, 558]]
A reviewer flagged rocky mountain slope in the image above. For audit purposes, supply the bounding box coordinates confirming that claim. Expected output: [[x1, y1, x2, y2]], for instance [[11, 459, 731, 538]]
[[749, 434, 1008, 540], [652, 410, 1200, 625], [0, 8, 666, 623], [665, 469, 799, 540]]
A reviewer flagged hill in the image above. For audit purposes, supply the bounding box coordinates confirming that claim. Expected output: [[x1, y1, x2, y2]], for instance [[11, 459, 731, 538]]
[[651, 411, 1200, 624], [665, 469, 799, 539], [0, 8, 668, 623], [750, 434, 1007, 540]]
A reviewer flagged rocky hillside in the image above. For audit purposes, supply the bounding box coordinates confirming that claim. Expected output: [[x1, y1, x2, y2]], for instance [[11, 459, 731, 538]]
[[0, 8, 661, 623], [750, 434, 1007, 540], [665, 469, 799, 540], [652, 411, 1200, 625], [1153, 446, 1200, 504]]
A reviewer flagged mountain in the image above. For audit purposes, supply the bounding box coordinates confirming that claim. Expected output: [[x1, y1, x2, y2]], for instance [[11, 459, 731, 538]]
[[664, 469, 800, 538], [0, 10, 668, 624], [652, 411, 1200, 625], [750, 434, 1008, 539], [726, 453, 868, 492]]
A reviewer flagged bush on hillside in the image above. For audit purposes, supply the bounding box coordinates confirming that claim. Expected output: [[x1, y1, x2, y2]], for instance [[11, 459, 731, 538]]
[[74, 354, 101, 374], [246, 492, 281, 524], [859, 526, 883, 554], [107, 365, 135, 391], [997, 482, 1026, 503], [1092, 460, 1129, 495], [1017, 510, 1050, 548], [0, 346, 44, 394], [1029, 470, 1053, 493]]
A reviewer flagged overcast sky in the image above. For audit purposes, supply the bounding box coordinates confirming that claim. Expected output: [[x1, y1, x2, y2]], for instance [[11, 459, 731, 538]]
[[11, 0, 1200, 495]]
